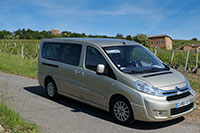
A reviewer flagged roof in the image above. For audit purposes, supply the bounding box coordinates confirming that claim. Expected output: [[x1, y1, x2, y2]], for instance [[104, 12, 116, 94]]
[[42, 38, 141, 47], [148, 34, 173, 40]]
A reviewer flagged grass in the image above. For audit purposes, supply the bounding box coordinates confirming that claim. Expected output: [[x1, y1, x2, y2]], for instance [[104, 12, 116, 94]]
[[0, 102, 40, 133], [0, 53, 37, 78], [0, 54, 39, 132], [181, 71, 200, 107]]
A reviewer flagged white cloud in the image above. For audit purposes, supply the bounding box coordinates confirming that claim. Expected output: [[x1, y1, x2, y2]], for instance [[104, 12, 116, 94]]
[[27, 0, 164, 21]]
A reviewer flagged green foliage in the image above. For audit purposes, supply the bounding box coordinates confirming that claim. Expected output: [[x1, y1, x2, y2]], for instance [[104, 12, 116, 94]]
[[116, 33, 123, 39], [0, 30, 12, 39], [132, 34, 149, 47], [150, 48, 199, 71], [156, 49, 172, 66], [0, 39, 40, 59], [126, 35, 132, 41], [13, 28, 54, 39], [0, 29, 114, 40], [191, 38, 198, 41]]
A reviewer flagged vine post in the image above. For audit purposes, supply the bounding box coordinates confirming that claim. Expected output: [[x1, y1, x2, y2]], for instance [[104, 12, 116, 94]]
[[21, 44, 24, 58], [195, 49, 199, 69], [171, 50, 175, 63], [184, 49, 190, 70]]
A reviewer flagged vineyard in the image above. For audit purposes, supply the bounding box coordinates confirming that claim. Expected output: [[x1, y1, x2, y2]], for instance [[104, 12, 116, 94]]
[[0, 39, 40, 59], [155, 49, 199, 73], [0, 39, 199, 74]]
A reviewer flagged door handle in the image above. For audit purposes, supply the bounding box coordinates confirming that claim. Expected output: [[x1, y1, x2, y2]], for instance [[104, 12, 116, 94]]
[[75, 70, 81, 75], [81, 72, 86, 77]]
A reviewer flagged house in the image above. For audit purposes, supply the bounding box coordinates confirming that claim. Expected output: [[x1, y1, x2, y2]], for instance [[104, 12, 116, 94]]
[[148, 35, 173, 50], [183, 44, 200, 51], [50, 29, 61, 36]]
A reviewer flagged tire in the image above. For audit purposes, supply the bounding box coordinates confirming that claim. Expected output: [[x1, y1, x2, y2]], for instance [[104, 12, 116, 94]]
[[110, 96, 134, 125], [45, 79, 58, 100]]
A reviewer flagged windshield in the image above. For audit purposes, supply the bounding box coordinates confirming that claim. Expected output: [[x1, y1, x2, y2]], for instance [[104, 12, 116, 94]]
[[103, 45, 169, 74]]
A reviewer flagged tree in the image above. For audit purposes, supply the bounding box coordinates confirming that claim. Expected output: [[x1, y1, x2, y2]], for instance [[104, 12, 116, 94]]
[[81, 33, 87, 37], [132, 34, 149, 47], [0, 30, 12, 39], [14, 29, 23, 39], [116, 33, 123, 39], [40, 30, 52, 38], [0, 32, 4, 39], [191, 38, 198, 41], [126, 35, 132, 41]]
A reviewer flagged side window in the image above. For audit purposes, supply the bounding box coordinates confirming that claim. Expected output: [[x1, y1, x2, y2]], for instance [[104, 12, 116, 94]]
[[42, 42, 60, 61], [60, 43, 82, 66], [85, 46, 107, 71]]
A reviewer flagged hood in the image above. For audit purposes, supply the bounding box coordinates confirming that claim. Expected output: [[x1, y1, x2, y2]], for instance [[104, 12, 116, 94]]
[[131, 69, 185, 89]]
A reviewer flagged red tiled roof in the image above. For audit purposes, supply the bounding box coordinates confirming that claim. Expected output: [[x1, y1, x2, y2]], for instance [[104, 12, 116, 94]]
[[148, 34, 172, 40]]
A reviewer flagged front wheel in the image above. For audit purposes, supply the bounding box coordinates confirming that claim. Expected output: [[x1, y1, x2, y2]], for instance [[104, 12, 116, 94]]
[[111, 97, 134, 125]]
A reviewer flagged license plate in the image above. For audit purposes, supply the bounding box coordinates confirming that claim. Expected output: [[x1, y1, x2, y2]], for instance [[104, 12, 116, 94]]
[[175, 99, 190, 108]]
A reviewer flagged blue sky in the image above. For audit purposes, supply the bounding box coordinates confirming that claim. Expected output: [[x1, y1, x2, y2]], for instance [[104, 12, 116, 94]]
[[0, 0, 200, 39]]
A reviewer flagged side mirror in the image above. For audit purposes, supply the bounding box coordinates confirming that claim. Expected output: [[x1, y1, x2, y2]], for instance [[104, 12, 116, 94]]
[[96, 64, 105, 75]]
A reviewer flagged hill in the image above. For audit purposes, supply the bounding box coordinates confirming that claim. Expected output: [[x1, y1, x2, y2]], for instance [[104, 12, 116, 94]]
[[173, 39, 200, 49]]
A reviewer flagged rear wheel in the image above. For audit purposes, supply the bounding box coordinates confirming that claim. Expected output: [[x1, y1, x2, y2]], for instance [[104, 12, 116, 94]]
[[46, 79, 58, 99], [111, 96, 134, 125]]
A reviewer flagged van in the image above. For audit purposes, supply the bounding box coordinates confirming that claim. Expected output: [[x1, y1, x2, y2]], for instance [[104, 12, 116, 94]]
[[38, 38, 196, 125]]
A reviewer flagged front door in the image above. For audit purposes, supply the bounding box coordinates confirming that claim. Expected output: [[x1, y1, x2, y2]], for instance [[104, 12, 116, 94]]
[[80, 46, 116, 106]]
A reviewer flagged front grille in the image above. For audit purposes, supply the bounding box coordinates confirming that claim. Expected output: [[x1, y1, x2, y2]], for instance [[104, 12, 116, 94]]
[[171, 103, 193, 116], [167, 92, 191, 101], [162, 86, 190, 97], [180, 87, 189, 92]]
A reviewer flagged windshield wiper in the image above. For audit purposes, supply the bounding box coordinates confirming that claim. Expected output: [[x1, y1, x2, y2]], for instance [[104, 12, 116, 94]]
[[130, 70, 146, 74], [122, 68, 146, 74], [130, 67, 169, 74], [145, 66, 170, 73]]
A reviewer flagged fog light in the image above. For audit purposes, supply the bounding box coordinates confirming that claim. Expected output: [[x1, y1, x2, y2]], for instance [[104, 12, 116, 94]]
[[155, 111, 162, 116], [154, 110, 167, 118]]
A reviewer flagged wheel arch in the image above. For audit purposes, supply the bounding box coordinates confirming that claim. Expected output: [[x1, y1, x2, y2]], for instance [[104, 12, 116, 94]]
[[109, 93, 132, 112], [109, 93, 135, 125], [44, 75, 56, 88]]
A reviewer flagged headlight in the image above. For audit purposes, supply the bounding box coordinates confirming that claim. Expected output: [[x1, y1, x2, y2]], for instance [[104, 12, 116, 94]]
[[135, 80, 164, 96], [184, 77, 196, 96], [184, 77, 191, 89]]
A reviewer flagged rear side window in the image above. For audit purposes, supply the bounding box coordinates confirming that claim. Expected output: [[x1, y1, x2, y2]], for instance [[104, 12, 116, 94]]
[[42, 42, 60, 61], [60, 44, 82, 66], [42, 42, 82, 66]]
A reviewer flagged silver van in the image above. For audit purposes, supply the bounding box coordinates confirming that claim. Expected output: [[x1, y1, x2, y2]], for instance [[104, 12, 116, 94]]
[[38, 38, 196, 125]]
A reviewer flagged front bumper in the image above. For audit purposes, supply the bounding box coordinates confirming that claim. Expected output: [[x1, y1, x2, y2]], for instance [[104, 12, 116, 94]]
[[130, 90, 196, 122]]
